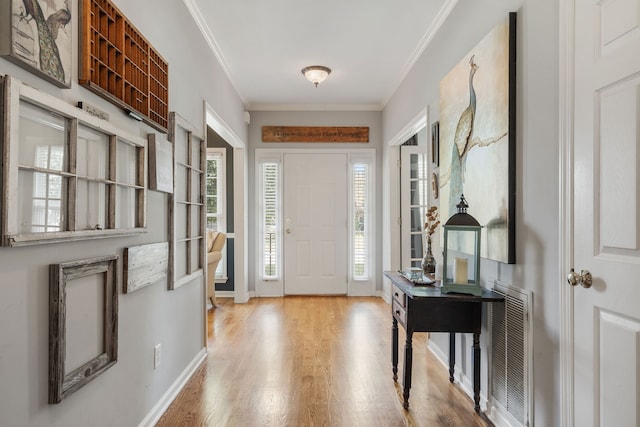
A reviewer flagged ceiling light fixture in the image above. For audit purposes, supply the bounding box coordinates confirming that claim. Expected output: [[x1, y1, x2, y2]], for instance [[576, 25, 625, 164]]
[[301, 65, 331, 87]]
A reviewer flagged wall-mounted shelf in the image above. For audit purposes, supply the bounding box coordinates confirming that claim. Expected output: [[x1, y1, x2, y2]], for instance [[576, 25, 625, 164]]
[[80, 0, 168, 132]]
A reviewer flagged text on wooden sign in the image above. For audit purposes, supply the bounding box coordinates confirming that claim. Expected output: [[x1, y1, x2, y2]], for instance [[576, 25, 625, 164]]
[[262, 126, 369, 143]]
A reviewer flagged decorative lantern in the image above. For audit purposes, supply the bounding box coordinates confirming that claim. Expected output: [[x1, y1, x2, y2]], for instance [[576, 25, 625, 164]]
[[441, 195, 482, 296]]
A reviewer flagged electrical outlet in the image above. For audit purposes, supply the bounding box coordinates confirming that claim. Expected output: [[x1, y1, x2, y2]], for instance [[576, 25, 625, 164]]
[[154, 344, 161, 369]]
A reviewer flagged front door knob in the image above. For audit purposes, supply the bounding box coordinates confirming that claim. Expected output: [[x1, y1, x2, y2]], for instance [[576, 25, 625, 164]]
[[567, 268, 592, 288]]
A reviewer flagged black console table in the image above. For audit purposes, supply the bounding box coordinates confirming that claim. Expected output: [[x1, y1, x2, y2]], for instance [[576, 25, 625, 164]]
[[384, 271, 504, 412]]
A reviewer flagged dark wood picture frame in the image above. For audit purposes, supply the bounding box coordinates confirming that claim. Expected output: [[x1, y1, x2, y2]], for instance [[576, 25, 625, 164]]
[[49, 255, 118, 404], [0, 0, 72, 88], [431, 121, 440, 167]]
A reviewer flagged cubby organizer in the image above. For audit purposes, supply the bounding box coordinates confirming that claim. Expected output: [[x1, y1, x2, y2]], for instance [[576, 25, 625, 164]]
[[80, 0, 169, 132]]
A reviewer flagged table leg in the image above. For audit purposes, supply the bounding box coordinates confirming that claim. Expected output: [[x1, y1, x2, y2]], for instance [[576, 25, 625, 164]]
[[402, 331, 413, 409], [473, 332, 481, 413], [449, 332, 455, 383], [392, 317, 398, 381]]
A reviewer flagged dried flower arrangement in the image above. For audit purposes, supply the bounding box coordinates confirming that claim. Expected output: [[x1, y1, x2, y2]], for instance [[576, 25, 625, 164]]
[[424, 206, 440, 237]]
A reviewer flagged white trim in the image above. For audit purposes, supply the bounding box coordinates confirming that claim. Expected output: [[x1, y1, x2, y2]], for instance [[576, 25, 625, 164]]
[[137, 348, 207, 427], [182, 0, 246, 105], [248, 103, 383, 112], [215, 290, 235, 298], [381, 0, 459, 107], [206, 148, 228, 280], [203, 101, 248, 305], [233, 146, 249, 303], [255, 152, 283, 295], [383, 107, 429, 302], [559, 0, 575, 426], [386, 108, 428, 148], [348, 152, 376, 296], [204, 102, 245, 149]]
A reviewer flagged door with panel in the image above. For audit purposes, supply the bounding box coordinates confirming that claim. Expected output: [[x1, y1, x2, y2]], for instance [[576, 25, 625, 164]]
[[283, 153, 348, 295], [571, 1, 640, 425]]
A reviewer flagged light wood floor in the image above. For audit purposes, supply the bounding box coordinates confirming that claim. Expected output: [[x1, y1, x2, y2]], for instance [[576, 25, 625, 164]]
[[156, 297, 492, 427]]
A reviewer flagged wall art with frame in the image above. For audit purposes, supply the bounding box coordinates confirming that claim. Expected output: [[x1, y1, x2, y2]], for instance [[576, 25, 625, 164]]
[[49, 255, 118, 403], [439, 12, 516, 264], [0, 0, 72, 88]]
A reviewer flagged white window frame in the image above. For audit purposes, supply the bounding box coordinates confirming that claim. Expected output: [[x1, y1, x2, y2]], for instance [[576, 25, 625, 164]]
[[348, 151, 375, 295], [1, 75, 147, 246], [205, 148, 226, 233], [206, 147, 226, 280], [255, 151, 283, 296]]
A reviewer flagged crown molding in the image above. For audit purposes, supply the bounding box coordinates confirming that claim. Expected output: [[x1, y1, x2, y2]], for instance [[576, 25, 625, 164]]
[[381, 0, 459, 108], [183, 0, 247, 105], [247, 103, 383, 112]]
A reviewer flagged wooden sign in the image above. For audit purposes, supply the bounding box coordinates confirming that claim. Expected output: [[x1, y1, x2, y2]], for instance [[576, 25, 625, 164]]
[[262, 126, 369, 143], [123, 242, 168, 293]]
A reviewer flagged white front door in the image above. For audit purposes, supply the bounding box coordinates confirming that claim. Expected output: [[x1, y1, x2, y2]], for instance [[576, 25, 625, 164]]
[[283, 153, 348, 294], [572, 1, 640, 425]]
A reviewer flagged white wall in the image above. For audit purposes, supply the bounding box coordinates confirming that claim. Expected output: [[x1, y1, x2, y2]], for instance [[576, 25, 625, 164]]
[[0, 0, 246, 425], [246, 110, 383, 294], [382, 0, 560, 425]]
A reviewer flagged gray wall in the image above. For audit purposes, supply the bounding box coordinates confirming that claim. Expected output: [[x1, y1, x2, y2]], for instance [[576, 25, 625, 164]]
[[0, 0, 246, 426], [246, 110, 383, 293], [382, 0, 560, 425]]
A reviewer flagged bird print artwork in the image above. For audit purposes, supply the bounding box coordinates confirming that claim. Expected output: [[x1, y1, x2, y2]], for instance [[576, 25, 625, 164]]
[[438, 14, 514, 264], [447, 55, 479, 217], [8, 0, 71, 87]]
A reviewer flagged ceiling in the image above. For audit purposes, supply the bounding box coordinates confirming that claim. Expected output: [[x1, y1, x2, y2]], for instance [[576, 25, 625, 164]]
[[185, 0, 455, 111]]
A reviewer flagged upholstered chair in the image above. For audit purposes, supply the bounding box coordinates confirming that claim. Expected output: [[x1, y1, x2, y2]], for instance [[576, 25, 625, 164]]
[[206, 230, 227, 306]]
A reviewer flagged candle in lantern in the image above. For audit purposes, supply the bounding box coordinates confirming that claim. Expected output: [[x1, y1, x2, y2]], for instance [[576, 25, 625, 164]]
[[454, 257, 468, 284]]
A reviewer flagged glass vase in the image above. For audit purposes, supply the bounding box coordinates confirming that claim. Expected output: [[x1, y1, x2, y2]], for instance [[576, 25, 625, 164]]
[[421, 236, 436, 275]]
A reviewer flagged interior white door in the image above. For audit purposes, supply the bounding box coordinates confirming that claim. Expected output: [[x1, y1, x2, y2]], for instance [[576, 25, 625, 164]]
[[572, 1, 640, 425], [283, 153, 348, 294], [400, 146, 430, 269]]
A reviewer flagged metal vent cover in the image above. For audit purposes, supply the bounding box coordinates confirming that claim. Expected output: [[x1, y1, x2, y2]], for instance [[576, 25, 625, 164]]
[[489, 283, 531, 427]]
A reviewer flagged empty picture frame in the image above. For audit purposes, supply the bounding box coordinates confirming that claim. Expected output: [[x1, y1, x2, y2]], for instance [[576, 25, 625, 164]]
[[49, 255, 118, 404]]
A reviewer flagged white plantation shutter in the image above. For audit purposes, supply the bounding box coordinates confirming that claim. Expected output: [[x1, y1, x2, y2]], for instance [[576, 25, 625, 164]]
[[263, 163, 279, 278], [352, 163, 369, 280]]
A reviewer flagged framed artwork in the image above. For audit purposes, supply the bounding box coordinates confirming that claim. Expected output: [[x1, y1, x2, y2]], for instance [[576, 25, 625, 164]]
[[431, 121, 440, 166], [49, 255, 118, 403], [0, 0, 72, 88], [439, 12, 516, 264]]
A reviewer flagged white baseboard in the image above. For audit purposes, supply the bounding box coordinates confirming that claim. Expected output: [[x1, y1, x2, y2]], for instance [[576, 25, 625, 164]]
[[215, 290, 235, 298], [137, 347, 207, 427]]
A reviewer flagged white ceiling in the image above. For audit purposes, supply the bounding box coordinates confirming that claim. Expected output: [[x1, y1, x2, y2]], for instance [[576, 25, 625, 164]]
[[185, 0, 456, 111]]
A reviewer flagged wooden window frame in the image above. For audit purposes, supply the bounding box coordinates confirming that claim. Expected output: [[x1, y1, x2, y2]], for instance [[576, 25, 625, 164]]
[[168, 112, 206, 290], [49, 255, 118, 404], [0, 75, 147, 246]]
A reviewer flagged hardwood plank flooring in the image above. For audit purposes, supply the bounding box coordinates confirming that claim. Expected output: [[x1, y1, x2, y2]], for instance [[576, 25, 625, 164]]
[[156, 297, 492, 427]]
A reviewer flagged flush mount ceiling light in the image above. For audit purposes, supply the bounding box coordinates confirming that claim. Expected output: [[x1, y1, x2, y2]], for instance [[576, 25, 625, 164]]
[[301, 65, 331, 87]]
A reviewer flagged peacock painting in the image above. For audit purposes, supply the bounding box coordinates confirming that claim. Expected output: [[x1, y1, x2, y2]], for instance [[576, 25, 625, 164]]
[[3, 0, 72, 87], [438, 13, 516, 264]]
